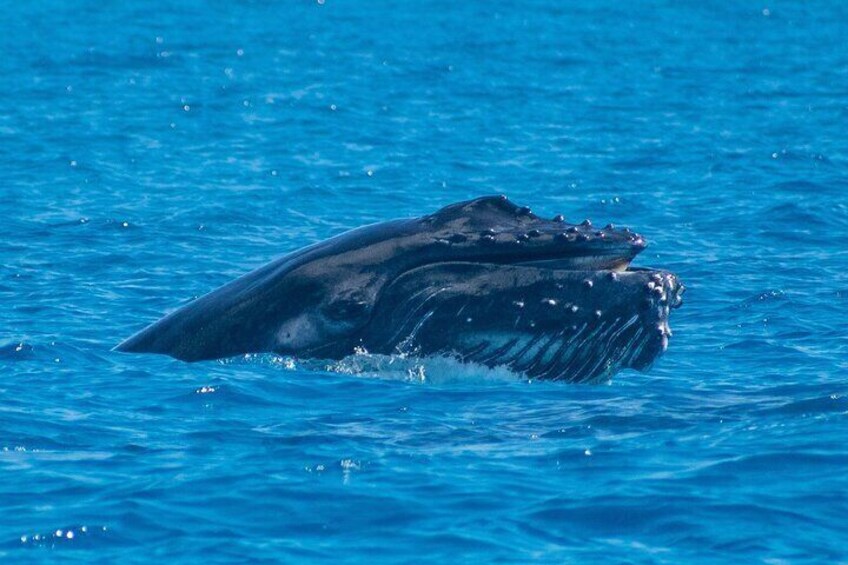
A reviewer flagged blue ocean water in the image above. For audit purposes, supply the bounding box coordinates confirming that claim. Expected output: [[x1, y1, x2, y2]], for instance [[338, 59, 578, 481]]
[[2, 0, 847, 561]]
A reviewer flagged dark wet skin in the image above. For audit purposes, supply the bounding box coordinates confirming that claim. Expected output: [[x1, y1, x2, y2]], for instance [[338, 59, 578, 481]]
[[116, 196, 683, 382]]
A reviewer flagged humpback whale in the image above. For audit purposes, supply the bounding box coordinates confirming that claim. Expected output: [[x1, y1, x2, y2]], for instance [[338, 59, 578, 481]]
[[116, 196, 684, 383]]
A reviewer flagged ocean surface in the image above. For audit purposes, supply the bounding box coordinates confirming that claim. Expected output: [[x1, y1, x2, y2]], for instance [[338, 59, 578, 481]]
[[2, 1, 847, 562]]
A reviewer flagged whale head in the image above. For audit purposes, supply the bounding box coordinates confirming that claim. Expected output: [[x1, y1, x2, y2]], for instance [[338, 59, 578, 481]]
[[116, 196, 682, 382]]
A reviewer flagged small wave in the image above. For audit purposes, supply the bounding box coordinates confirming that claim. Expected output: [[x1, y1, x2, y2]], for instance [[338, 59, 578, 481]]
[[758, 393, 848, 417], [12, 525, 110, 550], [0, 341, 36, 360], [228, 350, 524, 384], [732, 289, 785, 310], [322, 351, 529, 384]]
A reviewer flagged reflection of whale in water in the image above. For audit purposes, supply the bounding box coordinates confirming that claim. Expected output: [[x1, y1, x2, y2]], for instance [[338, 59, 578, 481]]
[[116, 196, 684, 383]]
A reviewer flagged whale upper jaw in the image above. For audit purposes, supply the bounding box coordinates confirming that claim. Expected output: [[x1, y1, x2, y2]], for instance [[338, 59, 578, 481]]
[[417, 195, 648, 273]]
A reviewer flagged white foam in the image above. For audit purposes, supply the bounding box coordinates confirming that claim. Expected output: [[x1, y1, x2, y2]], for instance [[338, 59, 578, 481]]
[[313, 351, 523, 384]]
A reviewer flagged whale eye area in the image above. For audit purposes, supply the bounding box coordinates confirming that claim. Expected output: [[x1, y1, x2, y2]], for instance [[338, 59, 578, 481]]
[[323, 298, 369, 321]]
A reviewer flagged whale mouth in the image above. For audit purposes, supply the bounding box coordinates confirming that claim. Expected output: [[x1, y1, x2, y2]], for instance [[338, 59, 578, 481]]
[[513, 256, 635, 272]]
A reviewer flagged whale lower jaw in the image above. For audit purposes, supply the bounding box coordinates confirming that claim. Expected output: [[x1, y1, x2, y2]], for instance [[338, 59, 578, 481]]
[[344, 263, 684, 384]]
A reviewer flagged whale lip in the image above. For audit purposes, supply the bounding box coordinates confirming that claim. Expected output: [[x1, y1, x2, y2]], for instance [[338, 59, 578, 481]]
[[513, 256, 636, 272]]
